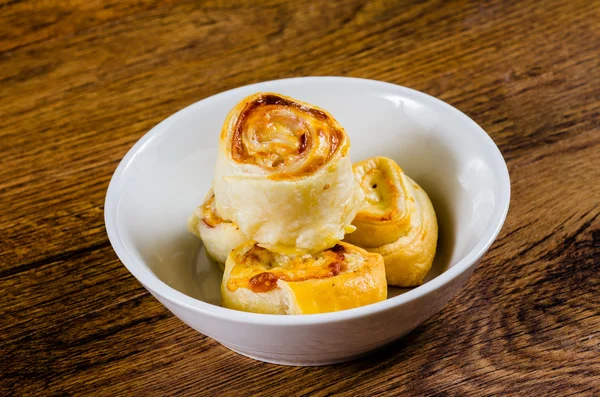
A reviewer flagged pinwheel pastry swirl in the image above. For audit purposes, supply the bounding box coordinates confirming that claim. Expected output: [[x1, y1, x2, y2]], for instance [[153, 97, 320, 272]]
[[345, 157, 438, 287], [213, 93, 363, 255], [221, 241, 386, 315]]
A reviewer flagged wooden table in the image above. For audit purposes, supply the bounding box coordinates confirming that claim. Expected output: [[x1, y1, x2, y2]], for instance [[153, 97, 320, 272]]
[[2, 0, 599, 395]]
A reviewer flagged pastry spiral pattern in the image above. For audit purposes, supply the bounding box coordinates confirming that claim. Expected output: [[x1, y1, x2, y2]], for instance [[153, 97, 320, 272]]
[[214, 93, 363, 255], [345, 157, 438, 287], [221, 241, 387, 315]]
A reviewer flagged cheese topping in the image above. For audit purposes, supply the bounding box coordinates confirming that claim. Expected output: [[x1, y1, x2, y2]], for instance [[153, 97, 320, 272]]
[[227, 243, 359, 293], [200, 192, 225, 228]]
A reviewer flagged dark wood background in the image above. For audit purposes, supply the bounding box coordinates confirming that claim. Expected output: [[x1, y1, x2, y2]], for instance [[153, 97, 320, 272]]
[[1, 0, 599, 395]]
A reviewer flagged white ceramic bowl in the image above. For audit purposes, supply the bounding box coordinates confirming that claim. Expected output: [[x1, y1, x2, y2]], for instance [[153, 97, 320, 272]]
[[105, 77, 510, 366]]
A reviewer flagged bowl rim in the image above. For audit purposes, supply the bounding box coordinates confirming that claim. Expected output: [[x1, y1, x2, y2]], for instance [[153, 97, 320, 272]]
[[104, 76, 511, 326]]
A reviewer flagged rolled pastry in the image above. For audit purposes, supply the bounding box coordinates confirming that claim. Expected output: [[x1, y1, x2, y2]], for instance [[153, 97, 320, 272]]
[[345, 157, 438, 287], [188, 189, 247, 266], [221, 241, 387, 314], [344, 157, 414, 248], [213, 92, 363, 255]]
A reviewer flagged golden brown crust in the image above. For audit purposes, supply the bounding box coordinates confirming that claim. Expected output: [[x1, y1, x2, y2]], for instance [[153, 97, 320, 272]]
[[369, 175, 438, 287], [346, 156, 438, 288], [345, 157, 414, 248]]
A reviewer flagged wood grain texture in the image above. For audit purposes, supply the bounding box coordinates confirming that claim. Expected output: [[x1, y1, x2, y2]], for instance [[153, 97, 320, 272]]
[[1, 0, 599, 395]]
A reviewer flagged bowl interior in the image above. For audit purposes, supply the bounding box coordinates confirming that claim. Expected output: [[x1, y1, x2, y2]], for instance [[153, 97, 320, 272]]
[[112, 78, 504, 306]]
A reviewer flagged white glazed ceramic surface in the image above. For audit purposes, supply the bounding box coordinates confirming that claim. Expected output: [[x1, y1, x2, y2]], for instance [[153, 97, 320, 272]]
[[105, 77, 510, 366]]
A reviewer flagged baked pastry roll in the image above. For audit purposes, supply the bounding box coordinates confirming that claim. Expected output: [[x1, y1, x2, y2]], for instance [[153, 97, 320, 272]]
[[213, 93, 363, 255], [345, 157, 438, 287], [188, 189, 247, 266], [221, 241, 386, 314], [344, 156, 414, 248]]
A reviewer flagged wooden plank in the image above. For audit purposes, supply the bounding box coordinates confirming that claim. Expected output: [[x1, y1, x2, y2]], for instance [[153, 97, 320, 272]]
[[1, 0, 599, 395]]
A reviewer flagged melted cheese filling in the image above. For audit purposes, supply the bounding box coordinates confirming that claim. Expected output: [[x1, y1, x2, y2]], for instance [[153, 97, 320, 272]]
[[227, 244, 363, 293], [201, 193, 225, 228]]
